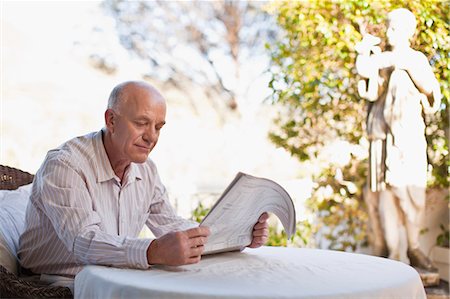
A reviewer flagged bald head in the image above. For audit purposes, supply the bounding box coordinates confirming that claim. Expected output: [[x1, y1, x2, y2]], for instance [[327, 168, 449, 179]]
[[107, 81, 165, 112]]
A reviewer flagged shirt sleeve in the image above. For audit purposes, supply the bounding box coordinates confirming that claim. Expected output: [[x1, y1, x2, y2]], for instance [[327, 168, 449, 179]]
[[38, 156, 151, 269]]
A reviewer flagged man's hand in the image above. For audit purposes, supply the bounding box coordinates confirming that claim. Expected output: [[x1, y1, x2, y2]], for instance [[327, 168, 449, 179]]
[[248, 212, 269, 248], [147, 227, 210, 266]]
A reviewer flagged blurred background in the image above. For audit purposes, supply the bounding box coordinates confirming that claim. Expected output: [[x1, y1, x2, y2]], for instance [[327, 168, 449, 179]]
[[2, 1, 309, 213], [1, 1, 448, 255]]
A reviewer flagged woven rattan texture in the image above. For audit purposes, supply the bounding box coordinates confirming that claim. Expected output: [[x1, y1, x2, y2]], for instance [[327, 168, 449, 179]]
[[0, 265, 72, 298], [0, 165, 34, 190], [0, 165, 73, 298]]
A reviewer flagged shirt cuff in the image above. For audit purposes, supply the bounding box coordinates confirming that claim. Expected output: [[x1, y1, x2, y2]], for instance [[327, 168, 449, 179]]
[[125, 237, 153, 269]]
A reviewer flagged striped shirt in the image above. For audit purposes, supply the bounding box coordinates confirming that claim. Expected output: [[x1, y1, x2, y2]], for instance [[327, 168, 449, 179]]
[[18, 130, 196, 277]]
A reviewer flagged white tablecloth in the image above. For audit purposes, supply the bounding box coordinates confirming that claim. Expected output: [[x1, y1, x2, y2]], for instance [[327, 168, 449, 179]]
[[74, 246, 425, 299]]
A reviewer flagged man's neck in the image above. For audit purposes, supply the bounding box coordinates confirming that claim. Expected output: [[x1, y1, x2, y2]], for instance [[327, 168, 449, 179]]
[[102, 130, 130, 181]]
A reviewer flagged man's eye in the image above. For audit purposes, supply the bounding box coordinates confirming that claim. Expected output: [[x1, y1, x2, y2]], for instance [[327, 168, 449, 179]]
[[136, 122, 147, 127]]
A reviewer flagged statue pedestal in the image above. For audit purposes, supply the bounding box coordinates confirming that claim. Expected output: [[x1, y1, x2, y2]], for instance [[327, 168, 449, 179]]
[[415, 267, 440, 287], [431, 246, 449, 282], [425, 280, 449, 299]]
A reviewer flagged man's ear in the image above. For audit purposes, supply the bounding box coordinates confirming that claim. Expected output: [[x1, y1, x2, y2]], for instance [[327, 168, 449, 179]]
[[105, 109, 115, 133]]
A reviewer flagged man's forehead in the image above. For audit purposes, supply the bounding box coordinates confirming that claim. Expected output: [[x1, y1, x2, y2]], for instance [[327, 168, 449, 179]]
[[120, 96, 166, 121], [120, 85, 165, 108]]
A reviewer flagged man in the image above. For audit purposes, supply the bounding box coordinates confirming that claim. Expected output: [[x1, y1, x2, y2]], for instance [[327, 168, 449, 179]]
[[355, 8, 441, 271], [18, 81, 269, 279]]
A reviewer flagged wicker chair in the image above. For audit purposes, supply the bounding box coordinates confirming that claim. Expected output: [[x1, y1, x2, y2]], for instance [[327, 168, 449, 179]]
[[0, 165, 73, 298]]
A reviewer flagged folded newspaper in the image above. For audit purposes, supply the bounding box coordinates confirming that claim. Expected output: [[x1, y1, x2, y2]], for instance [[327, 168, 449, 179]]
[[200, 172, 296, 255]]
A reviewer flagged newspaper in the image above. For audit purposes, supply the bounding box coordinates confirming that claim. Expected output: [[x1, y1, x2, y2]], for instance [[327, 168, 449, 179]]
[[200, 172, 296, 255]]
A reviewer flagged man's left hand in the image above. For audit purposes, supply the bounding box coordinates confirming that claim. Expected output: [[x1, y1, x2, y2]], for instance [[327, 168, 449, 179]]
[[248, 212, 269, 248]]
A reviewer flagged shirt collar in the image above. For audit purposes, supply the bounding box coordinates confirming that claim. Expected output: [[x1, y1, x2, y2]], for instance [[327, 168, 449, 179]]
[[124, 162, 143, 185], [93, 129, 116, 183], [93, 129, 143, 184]]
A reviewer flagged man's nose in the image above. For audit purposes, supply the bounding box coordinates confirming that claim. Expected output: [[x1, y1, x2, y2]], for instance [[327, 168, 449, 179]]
[[143, 127, 158, 143]]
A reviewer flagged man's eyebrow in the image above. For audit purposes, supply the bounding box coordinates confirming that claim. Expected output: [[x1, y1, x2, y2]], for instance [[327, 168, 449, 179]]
[[134, 116, 165, 125]]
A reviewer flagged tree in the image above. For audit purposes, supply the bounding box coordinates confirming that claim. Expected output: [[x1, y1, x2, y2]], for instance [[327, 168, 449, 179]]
[[102, 0, 277, 121], [267, 0, 449, 250]]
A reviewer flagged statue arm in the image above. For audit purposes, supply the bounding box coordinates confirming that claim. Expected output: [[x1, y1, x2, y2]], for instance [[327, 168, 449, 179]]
[[356, 51, 392, 102], [404, 52, 442, 113], [356, 53, 379, 101]]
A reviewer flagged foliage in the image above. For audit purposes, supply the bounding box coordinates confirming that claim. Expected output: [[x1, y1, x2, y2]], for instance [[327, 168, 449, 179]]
[[265, 219, 315, 248], [267, 226, 289, 247], [190, 201, 211, 224], [103, 0, 277, 117], [267, 0, 449, 250], [436, 224, 449, 248], [307, 159, 368, 251]]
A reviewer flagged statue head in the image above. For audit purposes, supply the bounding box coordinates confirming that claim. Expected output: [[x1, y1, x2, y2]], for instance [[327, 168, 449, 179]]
[[386, 8, 416, 48]]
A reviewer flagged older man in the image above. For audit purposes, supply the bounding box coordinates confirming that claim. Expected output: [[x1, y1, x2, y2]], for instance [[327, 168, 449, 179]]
[[18, 81, 269, 278]]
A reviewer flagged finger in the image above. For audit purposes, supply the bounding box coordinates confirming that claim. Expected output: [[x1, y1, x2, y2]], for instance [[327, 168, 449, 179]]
[[254, 235, 268, 244], [189, 236, 208, 248], [248, 239, 264, 248], [252, 228, 269, 237], [248, 240, 262, 248], [249, 236, 267, 248], [253, 221, 269, 230], [187, 255, 202, 264], [258, 212, 269, 223], [189, 245, 204, 258], [186, 226, 210, 238]]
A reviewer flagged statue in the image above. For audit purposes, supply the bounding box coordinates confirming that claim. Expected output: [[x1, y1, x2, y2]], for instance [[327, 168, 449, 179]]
[[355, 8, 442, 271]]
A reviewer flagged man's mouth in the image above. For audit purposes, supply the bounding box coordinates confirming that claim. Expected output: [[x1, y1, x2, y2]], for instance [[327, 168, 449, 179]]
[[136, 144, 151, 151]]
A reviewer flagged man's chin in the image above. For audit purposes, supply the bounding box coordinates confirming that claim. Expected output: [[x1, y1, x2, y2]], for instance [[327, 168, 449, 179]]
[[132, 154, 150, 164]]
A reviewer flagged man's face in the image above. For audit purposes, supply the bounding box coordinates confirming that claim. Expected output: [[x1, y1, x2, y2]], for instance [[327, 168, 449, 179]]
[[108, 87, 166, 164]]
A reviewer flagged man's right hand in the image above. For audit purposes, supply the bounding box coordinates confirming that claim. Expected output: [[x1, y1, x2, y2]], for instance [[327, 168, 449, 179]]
[[147, 227, 210, 266]]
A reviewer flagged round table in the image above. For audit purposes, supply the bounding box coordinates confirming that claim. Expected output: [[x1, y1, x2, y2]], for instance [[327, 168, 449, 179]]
[[74, 246, 425, 298]]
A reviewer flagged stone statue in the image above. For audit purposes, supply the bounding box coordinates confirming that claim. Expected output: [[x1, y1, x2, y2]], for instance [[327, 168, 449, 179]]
[[355, 8, 442, 271]]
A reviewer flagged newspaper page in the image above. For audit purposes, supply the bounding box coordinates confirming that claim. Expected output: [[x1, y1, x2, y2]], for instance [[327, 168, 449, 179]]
[[200, 172, 296, 255]]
